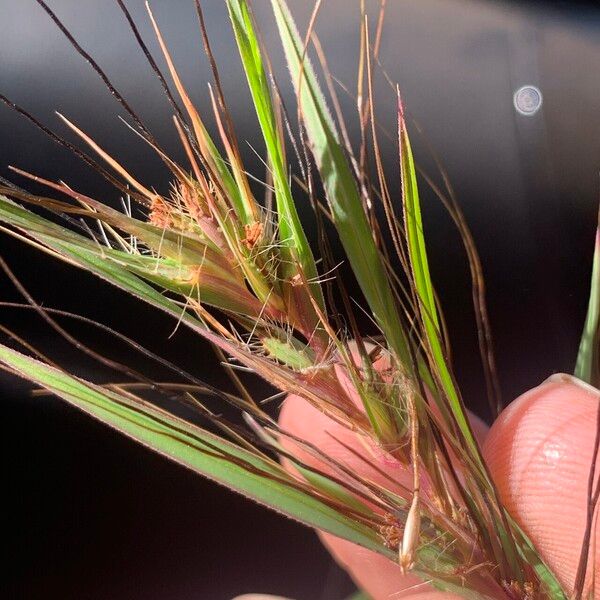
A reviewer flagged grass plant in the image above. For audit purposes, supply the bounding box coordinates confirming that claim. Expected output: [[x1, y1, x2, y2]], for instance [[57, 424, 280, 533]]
[[1, 1, 599, 598]]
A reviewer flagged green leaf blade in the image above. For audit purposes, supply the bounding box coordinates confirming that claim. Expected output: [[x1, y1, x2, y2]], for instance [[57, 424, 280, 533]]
[[270, 0, 411, 367], [226, 0, 324, 311], [398, 106, 478, 456], [0, 342, 390, 556], [575, 227, 600, 387]]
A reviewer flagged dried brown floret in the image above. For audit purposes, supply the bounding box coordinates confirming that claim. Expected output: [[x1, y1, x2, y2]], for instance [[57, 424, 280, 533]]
[[149, 196, 173, 229], [179, 182, 204, 221], [242, 221, 263, 249], [380, 513, 402, 550]]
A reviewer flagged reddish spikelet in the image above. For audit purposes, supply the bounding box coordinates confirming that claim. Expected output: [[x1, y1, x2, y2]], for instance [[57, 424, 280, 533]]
[[242, 221, 263, 250], [149, 197, 173, 229], [380, 513, 401, 550], [179, 182, 205, 222]]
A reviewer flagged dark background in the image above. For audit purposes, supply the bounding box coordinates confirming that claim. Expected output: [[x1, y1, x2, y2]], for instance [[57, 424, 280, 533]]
[[2, 1, 600, 598]]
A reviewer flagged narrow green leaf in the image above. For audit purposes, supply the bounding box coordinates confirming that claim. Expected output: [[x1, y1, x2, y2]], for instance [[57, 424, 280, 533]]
[[575, 227, 600, 387], [0, 193, 221, 267], [227, 0, 324, 312], [0, 197, 265, 315], [0, 196, 203, 325], [398, 103, 479, 459], [398, 102, 528, 581], [0, 344, 495, 597], [270, 0, 411, 367], [0, 342, 389, 554]]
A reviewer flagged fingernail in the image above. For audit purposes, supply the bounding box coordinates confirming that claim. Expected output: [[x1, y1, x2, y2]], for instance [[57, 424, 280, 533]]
[[541, 372, 600, 396]]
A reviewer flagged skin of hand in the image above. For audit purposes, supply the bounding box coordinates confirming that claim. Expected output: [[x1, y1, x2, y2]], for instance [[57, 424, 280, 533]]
[[234, 375, 600, 600]]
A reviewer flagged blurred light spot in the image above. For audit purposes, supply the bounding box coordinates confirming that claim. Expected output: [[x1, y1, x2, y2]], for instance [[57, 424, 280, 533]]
[[513, 85, 543, 116]]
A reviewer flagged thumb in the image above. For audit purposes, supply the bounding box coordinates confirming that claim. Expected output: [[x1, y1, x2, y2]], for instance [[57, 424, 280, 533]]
[[483, 375, 600, 597]]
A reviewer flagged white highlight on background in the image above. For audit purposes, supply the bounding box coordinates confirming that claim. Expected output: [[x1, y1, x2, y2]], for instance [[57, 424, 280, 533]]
[[513, 85, 543, 116]]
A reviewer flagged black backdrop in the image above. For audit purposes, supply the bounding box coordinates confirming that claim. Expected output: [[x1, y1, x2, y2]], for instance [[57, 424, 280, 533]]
[[2, 1, 600, 598]]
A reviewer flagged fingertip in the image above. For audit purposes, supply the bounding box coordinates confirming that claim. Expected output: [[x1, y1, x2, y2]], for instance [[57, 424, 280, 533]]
[[484, 376, 600, 596]]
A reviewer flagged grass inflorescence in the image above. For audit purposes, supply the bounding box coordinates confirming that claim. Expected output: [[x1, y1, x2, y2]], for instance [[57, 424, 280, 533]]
[[1, 1, 598, 598]]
